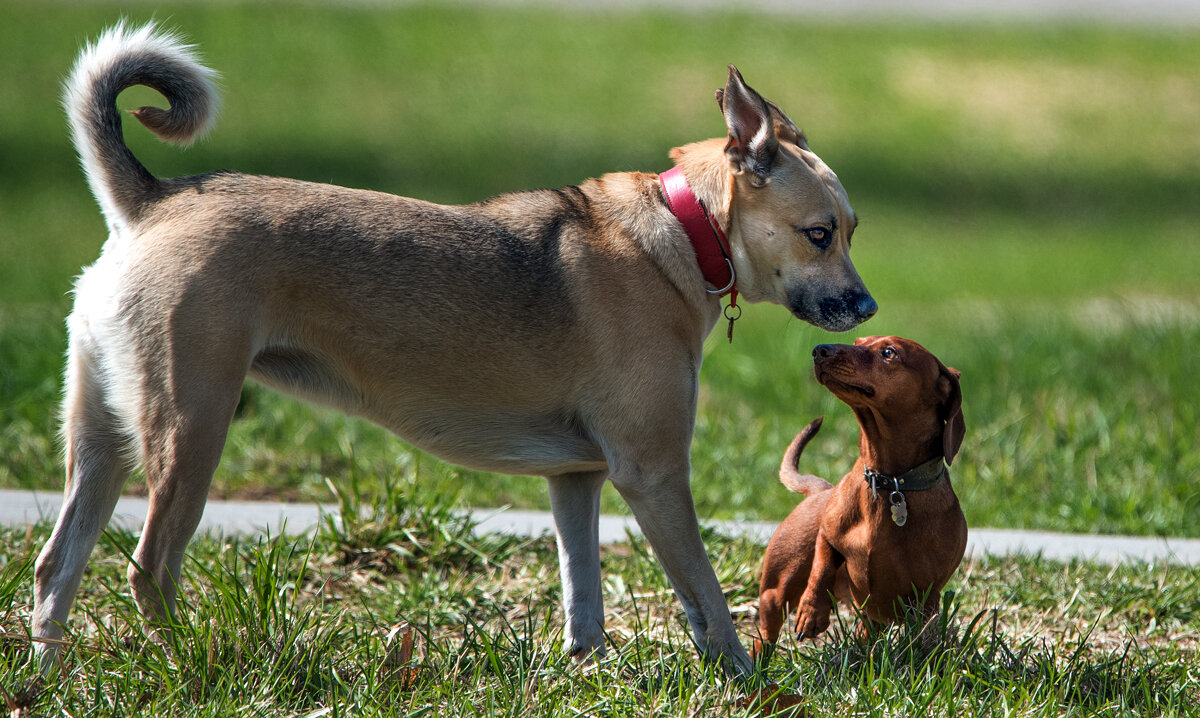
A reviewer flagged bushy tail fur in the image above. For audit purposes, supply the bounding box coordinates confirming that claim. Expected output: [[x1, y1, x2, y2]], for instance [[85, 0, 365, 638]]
[[64, 21, 219, 231], [779, 417, 833, 496]]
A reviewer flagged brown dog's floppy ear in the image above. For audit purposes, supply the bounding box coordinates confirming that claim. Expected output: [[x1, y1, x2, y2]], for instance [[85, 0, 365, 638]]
[[717, 65, 778, 187], [939, 367, 965, 465]]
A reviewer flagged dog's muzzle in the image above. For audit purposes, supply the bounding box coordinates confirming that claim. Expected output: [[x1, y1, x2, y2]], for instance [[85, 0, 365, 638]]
[[831, 290, 878, 325], [792, 288, 877, 332]]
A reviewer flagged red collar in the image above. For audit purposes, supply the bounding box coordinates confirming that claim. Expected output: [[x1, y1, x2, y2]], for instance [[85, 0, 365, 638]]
[[659, 166, 736, 297]]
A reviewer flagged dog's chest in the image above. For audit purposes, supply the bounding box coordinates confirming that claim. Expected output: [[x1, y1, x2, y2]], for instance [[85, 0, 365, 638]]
[[849, 497, 964, 591]]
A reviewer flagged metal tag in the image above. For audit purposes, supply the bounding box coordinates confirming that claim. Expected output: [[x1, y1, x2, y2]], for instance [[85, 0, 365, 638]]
[[889, 491, 908, 527]]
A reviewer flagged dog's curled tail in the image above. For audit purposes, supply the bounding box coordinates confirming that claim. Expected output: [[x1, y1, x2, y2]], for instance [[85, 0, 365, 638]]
[[64, 21, 219, 230], [779, 417, 833, 496]]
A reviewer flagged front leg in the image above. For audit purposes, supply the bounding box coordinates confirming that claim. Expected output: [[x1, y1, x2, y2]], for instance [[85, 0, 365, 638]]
[[609, 460, 754, 678], [587, 341, 755, 677], [547, 471, 609, 661], [794, 532, 844, 639]]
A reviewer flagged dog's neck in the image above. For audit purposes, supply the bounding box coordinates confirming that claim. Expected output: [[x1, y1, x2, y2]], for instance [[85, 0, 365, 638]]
[[662, 150, 734, 300], [667, 139, 734, 226], [659, 166, 735, 296], [853, 406, 944, 478]]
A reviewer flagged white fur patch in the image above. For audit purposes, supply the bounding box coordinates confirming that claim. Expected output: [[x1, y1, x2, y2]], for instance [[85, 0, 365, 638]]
[[748, 116, 774, 157], [67, 231, 146, 451]]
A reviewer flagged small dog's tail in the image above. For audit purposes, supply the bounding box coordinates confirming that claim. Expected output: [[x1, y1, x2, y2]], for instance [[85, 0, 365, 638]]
[[779, 417, 833, 496], [64, 21, 219, 231]]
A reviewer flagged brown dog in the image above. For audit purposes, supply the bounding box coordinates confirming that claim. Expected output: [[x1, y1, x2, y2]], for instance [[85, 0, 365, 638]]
[[32, 23, 877, 677], [755, 336, 966, 658]]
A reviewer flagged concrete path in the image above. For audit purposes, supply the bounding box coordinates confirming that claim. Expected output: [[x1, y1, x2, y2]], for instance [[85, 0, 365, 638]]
[[4, 489, 1198, 565]]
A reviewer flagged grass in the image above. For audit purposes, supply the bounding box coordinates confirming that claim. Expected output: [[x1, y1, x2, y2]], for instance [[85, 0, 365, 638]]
[[0, 5, 1198, 711], [1, 487, 1197, 716]]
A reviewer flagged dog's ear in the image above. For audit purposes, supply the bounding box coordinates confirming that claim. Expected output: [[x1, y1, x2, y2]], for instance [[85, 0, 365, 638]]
[[764, 99, 809, 150], [939, 366, 965, 466], [717, 65, 778, 187], [717, 85, 809, 151]]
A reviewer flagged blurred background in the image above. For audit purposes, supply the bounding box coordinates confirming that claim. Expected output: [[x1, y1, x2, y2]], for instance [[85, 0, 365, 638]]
[[1, 1, 1197, 536]]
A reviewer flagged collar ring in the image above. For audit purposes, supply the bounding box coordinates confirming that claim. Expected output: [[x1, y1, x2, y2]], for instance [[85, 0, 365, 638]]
[[706, 258, 736, 295]]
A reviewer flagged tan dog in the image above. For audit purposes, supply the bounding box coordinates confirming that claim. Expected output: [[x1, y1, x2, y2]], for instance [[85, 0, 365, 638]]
[[755, 337, 965, 659], [32, 23, 877, 677]]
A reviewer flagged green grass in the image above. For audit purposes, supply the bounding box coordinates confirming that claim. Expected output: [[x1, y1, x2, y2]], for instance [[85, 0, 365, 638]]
[[4, 6, 1198, 713], [2, 2, 1198, 538], [1, 493, 1197, 716]]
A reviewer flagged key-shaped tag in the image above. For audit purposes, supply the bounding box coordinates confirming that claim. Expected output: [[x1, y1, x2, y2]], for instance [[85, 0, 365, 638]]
[[889, 491, 908, 527]]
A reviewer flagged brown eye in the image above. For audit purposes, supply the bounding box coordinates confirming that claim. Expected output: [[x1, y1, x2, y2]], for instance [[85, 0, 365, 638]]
[[882, 347, 897, 360], [801, 227, 832, 249]]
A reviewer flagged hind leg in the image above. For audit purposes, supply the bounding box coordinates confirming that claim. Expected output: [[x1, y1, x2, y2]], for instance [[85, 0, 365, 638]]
[[125, 367, 245, 635], [32, 333, 135, 668], [547, 470, 608, 660]]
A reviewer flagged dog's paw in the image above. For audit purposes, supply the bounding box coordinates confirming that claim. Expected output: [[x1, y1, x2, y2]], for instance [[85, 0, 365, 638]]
[[794, 602, 831, 639]]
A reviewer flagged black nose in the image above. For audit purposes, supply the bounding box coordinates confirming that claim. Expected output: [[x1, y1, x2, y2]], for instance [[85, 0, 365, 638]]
[[813, 344, 835, 359], [854, 292, 878, 322]]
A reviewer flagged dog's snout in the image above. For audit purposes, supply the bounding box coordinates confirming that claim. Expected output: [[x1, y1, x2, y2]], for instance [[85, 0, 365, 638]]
[[852, 292, 878, 322], [807, 288, 878, 333], [813, 344, 836, 360]]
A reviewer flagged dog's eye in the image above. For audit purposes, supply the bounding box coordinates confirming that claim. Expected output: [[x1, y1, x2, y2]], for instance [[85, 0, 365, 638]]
[[800, 227, 832, 249], [881, 347, 897, 360]]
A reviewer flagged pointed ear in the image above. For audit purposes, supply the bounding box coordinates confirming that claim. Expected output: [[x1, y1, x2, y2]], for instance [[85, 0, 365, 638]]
[[717, 65, 778, 187], [717, 87, 809, 151], [764, 99, 809, 150], [939, 367, 965, 465]]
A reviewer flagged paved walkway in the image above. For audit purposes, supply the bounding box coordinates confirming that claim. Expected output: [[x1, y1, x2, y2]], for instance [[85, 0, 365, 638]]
[[4, 489, 1198, 565]]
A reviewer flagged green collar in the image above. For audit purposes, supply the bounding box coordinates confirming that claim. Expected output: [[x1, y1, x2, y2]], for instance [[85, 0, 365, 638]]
[[863, 456, 947, 496]]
